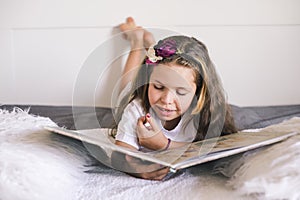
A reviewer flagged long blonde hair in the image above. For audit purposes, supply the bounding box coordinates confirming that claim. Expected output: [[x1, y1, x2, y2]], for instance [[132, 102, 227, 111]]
[[114, 35, 237, 141]]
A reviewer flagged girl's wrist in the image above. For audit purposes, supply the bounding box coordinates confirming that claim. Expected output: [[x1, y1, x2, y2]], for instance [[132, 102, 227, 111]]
[[163, 138, 171, 150], [152, 134, 171, 151]]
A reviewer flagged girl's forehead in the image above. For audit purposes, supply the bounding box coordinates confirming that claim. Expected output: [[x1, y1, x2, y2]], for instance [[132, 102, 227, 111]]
[[150, 64, 196, 88]]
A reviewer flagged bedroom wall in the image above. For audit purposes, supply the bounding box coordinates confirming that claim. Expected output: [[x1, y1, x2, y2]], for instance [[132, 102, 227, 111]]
[[0, 0, 299, 107]]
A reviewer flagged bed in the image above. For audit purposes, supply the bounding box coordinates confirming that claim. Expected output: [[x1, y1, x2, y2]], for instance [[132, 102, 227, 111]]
[[1, 104, 300, 200]]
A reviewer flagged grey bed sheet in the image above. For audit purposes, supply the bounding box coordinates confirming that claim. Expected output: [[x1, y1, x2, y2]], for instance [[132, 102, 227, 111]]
[[1, 104, 300, 131]]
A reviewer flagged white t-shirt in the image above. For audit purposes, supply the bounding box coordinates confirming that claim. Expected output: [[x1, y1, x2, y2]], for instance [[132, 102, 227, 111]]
[[115, 99, 197, 150]]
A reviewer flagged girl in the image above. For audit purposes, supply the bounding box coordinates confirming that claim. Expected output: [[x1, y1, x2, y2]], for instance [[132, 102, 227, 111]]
[[112, 17, 237, 180]]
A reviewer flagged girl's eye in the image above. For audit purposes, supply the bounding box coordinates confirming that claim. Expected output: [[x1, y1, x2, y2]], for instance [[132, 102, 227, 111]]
[[153, 84, 164, 90], [176, 90, 188, 96]]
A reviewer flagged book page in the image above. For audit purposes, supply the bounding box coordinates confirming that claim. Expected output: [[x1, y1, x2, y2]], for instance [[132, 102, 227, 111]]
[[153, 131, 298, 170], [44, 126, 172, 166], [44, 126, 298, 171]]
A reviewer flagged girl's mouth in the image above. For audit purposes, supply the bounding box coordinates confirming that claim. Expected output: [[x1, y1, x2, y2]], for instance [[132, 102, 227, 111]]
[[156, 106, 176, 116]]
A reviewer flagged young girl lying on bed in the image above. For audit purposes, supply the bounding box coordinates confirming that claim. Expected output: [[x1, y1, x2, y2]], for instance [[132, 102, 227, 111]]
[[111, 17, 237, 180]]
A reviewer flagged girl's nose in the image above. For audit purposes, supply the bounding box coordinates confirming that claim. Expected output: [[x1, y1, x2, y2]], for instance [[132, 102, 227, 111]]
[[160, 90, 175, 104]]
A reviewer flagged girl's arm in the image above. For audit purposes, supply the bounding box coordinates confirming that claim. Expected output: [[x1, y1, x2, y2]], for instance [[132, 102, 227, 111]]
[[137, 116, 189, 151], [115, 140, 137, 150], [137, 129, 189, 150], [116, 128, 188, 151], [119, 44, 144, 93]]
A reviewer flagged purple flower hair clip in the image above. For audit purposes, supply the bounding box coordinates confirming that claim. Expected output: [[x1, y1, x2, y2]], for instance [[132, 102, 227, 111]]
[[146, 39, 179, 65]]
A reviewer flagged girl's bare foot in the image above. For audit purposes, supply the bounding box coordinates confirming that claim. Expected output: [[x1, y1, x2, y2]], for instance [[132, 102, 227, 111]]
[[119, 17, 156, 50], [143, 29, 156, 50], [119, 17, 144, 49]]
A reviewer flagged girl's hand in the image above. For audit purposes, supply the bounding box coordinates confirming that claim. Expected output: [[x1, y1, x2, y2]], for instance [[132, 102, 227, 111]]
[[125, 155, 170, 180], [111, 146, 170, 180], [136, 114, 169, 150]]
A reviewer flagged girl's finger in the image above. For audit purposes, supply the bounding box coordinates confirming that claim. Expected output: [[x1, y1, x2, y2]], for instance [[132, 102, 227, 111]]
[[142, 167, 170, 180], [137, 116, 153, 132], [136, 118, 149, 137], [145, 113, 160, 132], [125, 155, 165, 173]]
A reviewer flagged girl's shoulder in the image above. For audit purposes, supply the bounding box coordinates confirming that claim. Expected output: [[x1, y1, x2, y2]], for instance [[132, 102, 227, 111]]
[[127, 98, 142, 108], [124, 98, 145, 115]]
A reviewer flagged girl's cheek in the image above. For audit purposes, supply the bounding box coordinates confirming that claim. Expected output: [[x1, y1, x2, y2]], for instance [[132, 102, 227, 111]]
[[178, 95, 193, 109], [175, 100, 182, 110]]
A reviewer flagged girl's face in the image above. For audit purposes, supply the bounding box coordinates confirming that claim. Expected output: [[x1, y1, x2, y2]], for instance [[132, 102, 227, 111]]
[[148, 63, 197, 124]]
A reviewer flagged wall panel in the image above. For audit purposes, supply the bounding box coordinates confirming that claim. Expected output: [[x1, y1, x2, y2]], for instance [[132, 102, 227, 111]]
[[0, 0, 299, 106]]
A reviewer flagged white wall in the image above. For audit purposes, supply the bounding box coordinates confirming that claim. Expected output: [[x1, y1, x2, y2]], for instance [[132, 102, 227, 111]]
[[1, 0, 300, 107]]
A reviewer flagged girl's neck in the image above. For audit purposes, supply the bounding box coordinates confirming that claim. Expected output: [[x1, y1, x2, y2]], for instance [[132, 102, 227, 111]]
[[162, 116, 181, 131]]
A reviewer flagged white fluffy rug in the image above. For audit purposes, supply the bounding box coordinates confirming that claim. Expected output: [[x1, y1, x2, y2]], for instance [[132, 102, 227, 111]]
[[0, 108, 300, 200]]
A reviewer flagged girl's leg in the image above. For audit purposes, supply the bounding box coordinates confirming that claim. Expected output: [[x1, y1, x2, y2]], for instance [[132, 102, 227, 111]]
[[119, 17, 155, 92], [143, 29, 156, 50]]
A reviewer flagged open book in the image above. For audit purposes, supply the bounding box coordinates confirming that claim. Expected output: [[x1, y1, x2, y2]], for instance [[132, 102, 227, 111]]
[[44, 126, 298, 173]]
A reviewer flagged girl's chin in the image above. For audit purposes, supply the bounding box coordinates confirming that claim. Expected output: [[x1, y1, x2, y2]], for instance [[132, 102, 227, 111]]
[[159, 116, 176, 121], [156, 112, 180, 121]]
